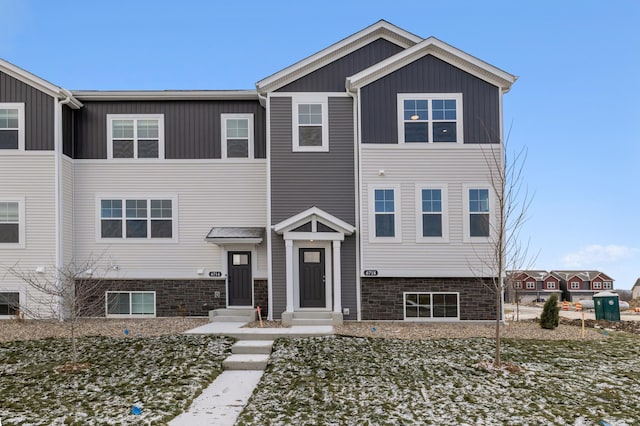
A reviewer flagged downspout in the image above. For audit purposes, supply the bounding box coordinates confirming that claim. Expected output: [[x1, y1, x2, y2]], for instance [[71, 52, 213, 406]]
[[258, 89, 273, 320], [346, 82, 362, 321], [55, 90, 73, 320]]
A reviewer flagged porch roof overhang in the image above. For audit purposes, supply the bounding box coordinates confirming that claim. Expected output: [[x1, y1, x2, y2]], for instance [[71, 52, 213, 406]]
[[273, 207, 356, 238], [205, 227, 264, 245]]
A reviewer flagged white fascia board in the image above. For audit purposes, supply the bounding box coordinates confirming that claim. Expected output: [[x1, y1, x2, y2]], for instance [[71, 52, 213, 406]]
[[72, 90, 258, 101], [0, 58, 82, 108], [347, 37, 518, 92], [256, 20, 422, 94], [273, 206, 356, 235]]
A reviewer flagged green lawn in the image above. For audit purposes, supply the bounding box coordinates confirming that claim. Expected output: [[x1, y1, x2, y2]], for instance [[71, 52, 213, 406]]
[[238, 333, 640, 425], [0, 335, 233, 425]]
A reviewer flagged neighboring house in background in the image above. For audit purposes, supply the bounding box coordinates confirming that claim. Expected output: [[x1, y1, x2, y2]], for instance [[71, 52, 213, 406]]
[[0, 20, 517, 323], [632, 278, 640, 299], [553, 270, 614, 302], [507, 270, 562, 303]]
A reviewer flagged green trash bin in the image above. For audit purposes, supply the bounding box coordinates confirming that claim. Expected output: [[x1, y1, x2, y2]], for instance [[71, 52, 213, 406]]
[[593, 291, 620, 322]]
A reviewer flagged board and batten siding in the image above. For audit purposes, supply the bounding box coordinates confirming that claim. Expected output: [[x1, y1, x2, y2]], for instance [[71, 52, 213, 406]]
[[73, 162, 267, 279], [269, 96, 357, 318], [0, 154, 57, 316], [360, 55, 501, 144], [278, 38, 405, 93], [73, 100, 266, 160], [360, 145, 501, 277], [0, 71, 55, 151]]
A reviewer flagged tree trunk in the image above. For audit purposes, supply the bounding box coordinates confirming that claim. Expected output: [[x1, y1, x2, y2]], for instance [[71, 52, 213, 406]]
[[495, 289, 502, 367]]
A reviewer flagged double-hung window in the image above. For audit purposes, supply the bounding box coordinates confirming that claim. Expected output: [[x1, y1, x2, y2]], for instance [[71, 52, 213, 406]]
[[570, 281, 581, 290], [547, 281, 556, 289], [0, 199, 24, 247], [416, 185, 448, 241], [371, 187, 399, 241], [397, 94, 463, 144], [107, 114, 164, 159], [221, 114, 253, 159], [99, 197, 175, 240], [465, 187, 491, 239], [0, 292, 20, 316], [603, 281, 612, 289], [106, 291, 155, 317], [292, 96, 328, 152], [526, 281, 536, 290], [0, 103, 25, 150], [593, 281, 602, 290]]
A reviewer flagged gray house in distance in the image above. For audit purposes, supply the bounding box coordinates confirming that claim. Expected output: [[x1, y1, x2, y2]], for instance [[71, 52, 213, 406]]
[[0, 21, 516, 323]]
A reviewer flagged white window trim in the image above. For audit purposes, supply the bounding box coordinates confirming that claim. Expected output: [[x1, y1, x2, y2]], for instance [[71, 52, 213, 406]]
[[462, 184, 494, 243], [526, 281, 536, 289], [0, 197, 25, 249], [105, 291, 156, 318], [292, 95, 329, 152], [397, 93, 463, 144], [106, 114, 165, 160], [570, 281, 581, 290], [221, 113, 254, 160], [0, 289, 24, 318], [415, 183, 448, 243], [603, 281, 612, 289], [403, 291, 460, 321], [95, 194, 178, 243], [0, 103, 25, 151], [593, 281, 603, 290], [368, 184, 401, 243], [547, 281, 556, 289], [514, 281, 523, 289]]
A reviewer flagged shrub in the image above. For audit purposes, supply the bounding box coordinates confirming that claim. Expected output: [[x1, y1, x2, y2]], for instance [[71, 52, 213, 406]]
[[540, 294, 560, 329]]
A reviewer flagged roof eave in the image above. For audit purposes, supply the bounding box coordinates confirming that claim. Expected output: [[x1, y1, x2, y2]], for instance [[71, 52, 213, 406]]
[[256, 20, 422, 94], [72, 90, 259, 101]]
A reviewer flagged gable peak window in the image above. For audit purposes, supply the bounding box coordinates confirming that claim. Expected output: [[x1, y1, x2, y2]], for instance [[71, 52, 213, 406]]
[[398, 94, 463, 144], [0, 103, 25, 150], [107, 114, 164, 159], [292, 96, 329, 152], [221, 113, 254, 159]]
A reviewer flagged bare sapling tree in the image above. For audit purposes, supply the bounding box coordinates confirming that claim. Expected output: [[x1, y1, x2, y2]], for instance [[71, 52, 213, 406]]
[[8, 257, 109, 369], [474, 135, 535, 368]]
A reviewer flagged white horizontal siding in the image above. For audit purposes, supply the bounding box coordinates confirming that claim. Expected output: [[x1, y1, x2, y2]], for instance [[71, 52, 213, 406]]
[[0, 154, 57, 317], [73, 161, 268, 279], [361, 145, 501, 277]]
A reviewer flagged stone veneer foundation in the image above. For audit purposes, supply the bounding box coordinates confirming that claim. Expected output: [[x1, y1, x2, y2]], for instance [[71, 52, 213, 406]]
[[361, 277, 498, 321]]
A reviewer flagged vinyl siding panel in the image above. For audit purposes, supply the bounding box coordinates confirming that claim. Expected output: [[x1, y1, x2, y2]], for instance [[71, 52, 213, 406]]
[[269, 96, 357, 318], [0, 154, 57, 315], [61, 157, 74, 265], [62, 105, 74, 157], [360, 145, 501, 277], [361, 55, 500, 144], [278, 38, 405, 92], [74, 100, 266, 159], [0, 71, 55, 151], [73, 161, 267, 279]]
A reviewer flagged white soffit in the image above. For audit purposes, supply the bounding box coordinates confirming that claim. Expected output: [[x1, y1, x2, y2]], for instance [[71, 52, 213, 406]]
[[256, 20, 422, 94], [346, 37, 518, 92]]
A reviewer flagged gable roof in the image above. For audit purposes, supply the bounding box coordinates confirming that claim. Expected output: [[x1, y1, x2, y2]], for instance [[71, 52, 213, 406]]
[[346, 36, 517, 93], [273, 206, 355, 235], [0, 58, 82, 109], [256, 20, 421, 94]]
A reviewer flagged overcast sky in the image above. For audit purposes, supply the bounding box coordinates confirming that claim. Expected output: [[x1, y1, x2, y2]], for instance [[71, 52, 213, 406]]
[[2, 0, 638, 288]]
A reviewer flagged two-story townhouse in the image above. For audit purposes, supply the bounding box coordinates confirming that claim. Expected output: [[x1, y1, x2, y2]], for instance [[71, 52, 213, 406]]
[[0, 60, 82, 318], [553, 270, 615, 302], [507, 270, 548, 303], [1, 20, 517, 323]]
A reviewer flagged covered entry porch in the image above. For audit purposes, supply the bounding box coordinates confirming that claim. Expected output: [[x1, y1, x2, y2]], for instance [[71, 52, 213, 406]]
[[273, 207, 355, 326]]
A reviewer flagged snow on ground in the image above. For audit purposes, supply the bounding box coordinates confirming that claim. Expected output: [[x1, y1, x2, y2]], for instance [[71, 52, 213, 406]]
[[0, 335, 233, 425], [238, 334, 640, 425]]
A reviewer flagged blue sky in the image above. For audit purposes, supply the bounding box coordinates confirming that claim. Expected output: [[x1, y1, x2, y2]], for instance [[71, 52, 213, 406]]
[[1, 0, 639, 289]]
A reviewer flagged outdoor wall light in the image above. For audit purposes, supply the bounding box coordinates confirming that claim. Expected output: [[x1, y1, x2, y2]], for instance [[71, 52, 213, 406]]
[[197, 268, 205, 275], [35, 266, 45, 274], [378, 170, 385, 176]]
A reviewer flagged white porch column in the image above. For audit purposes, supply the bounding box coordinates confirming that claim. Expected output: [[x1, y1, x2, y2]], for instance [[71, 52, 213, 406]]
[[285, 239, 294, 312], [332, 240, 342, 314]]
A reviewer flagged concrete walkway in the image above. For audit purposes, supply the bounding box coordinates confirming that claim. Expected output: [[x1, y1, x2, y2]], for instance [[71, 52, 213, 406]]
[[170, 321, 334, 426]]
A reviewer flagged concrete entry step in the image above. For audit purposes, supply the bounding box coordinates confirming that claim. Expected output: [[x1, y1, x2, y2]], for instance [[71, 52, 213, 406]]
[[209, 308, 256, 323], [232, 340, 273, 355], [223, 354, 270, 371], [213, 316, 253, 323]]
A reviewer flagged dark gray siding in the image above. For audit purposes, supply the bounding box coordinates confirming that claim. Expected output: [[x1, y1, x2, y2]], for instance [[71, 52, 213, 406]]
[[361, 55, 501, 144], [270, 96, 357, 318], [73, 100, 266, 159], [0, 71, 55, 150], [278, 38, 405, 93], [62, 105, 74, 157]]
